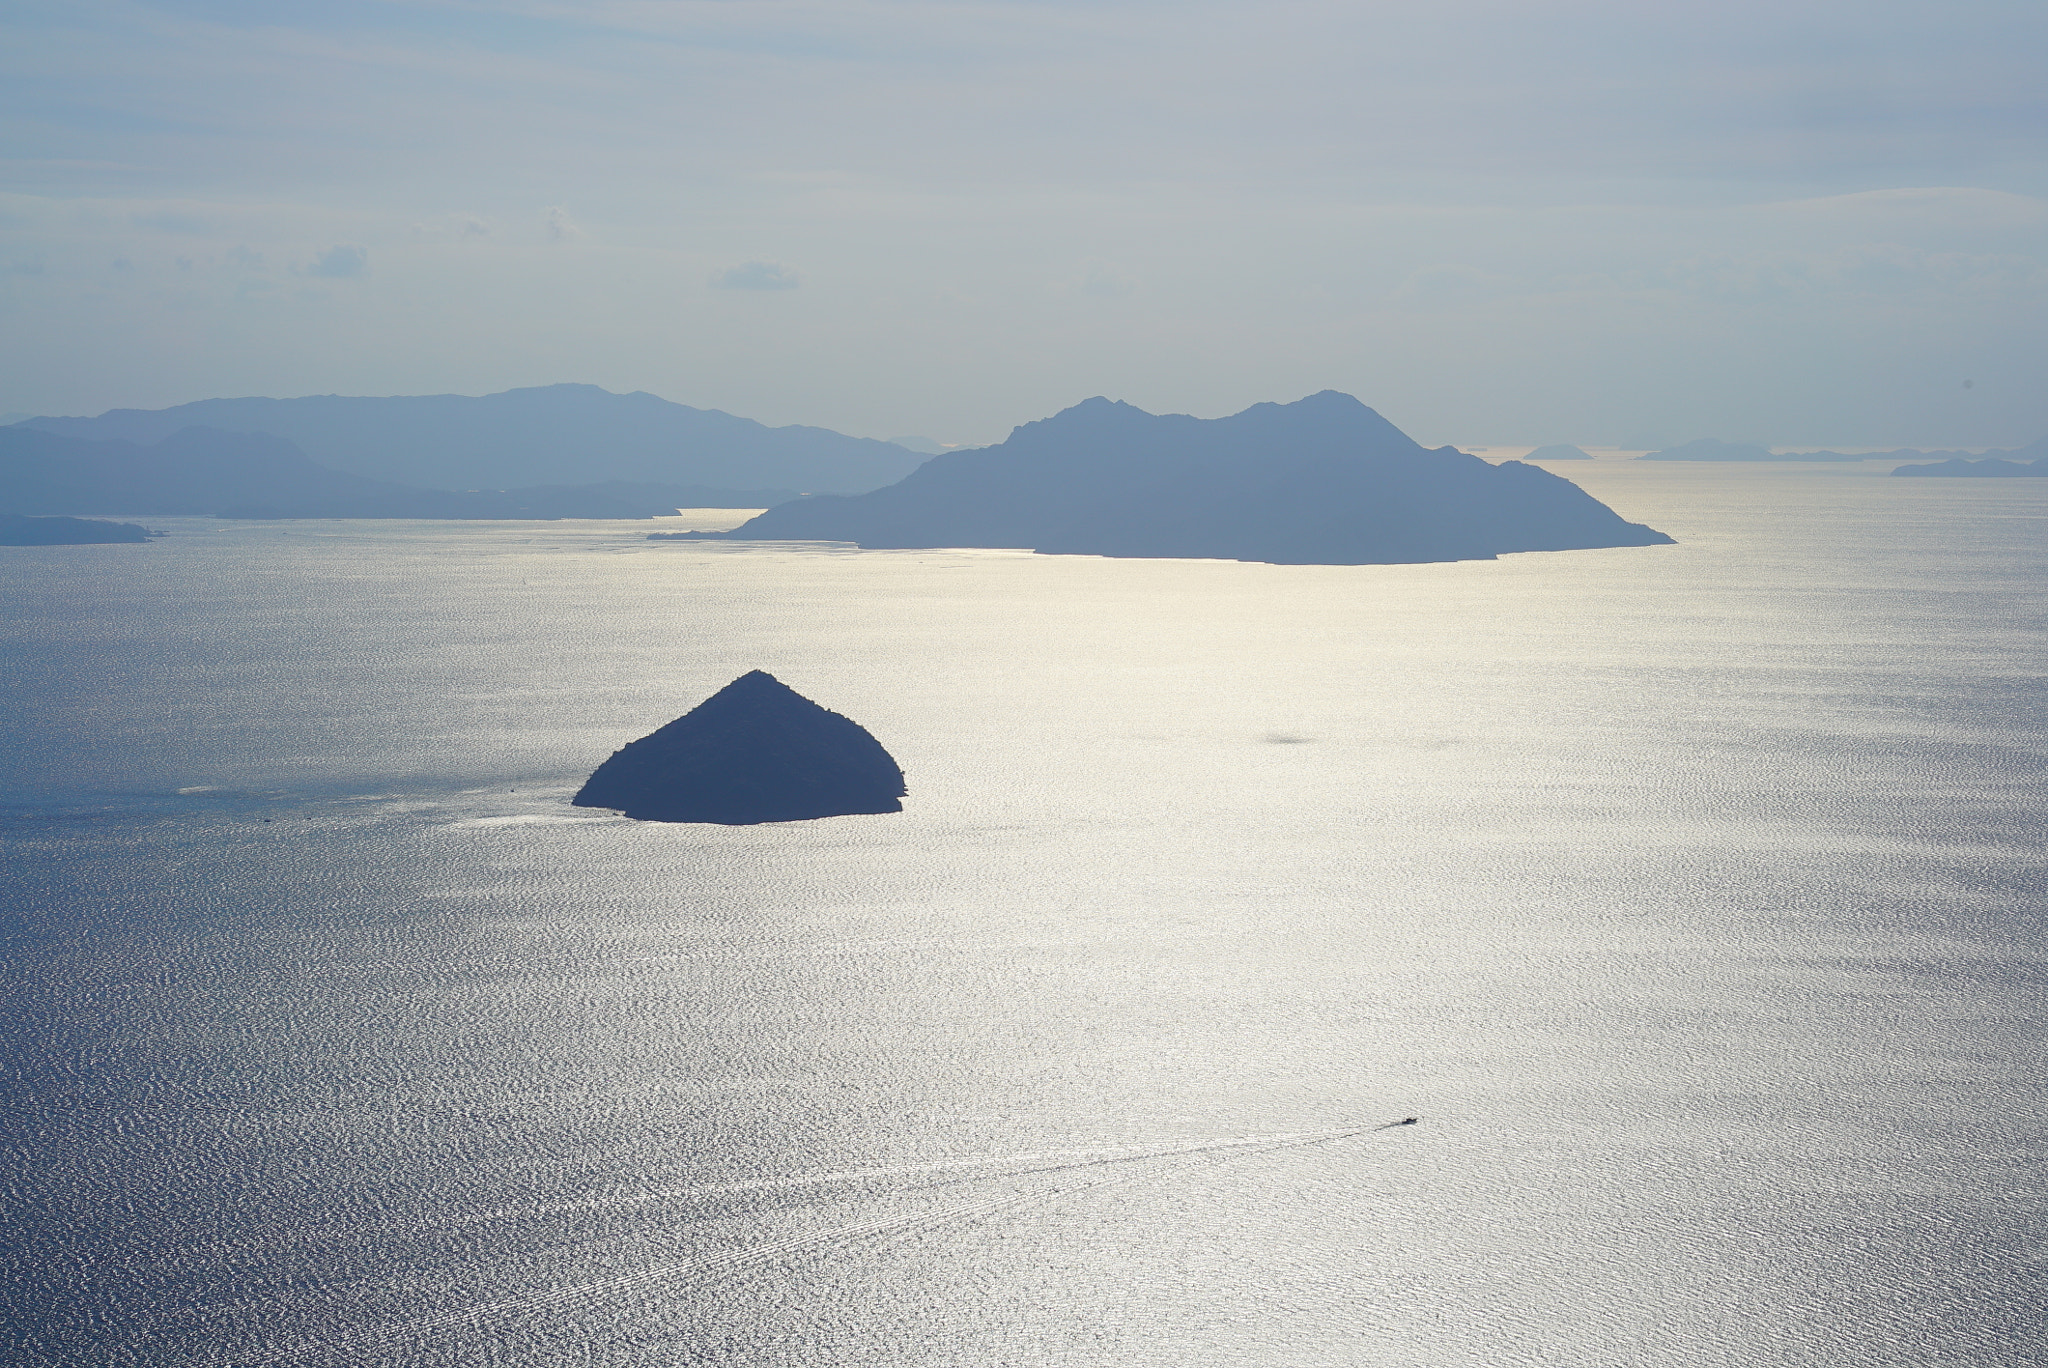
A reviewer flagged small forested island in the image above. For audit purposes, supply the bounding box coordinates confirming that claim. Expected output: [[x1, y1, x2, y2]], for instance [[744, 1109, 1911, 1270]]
[[663, 391, 1672, 565], [572, 671, 907, 825], [0, 513, 155, 545]]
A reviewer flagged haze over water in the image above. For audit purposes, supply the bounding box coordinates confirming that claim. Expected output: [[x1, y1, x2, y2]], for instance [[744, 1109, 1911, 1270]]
[[4, 463, 2045, 1365]]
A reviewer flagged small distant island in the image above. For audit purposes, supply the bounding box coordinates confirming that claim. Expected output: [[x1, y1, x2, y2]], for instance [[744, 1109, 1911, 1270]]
[[1636, 439, 1864, 462], [1892, 456, 2048, 477], [0, 513, 156, 545], [659, 392, 1673, 565], [572, 671, 907, 825], [1639, 436, 2048, 467], [1521, 444, 1594, 460]]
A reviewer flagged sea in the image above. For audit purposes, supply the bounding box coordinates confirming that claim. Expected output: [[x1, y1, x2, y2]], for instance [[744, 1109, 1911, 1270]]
[[3, 462, 2043, 1367]]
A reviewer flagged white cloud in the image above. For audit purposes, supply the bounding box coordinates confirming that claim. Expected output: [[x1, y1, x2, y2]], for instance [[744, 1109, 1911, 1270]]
[[544, 206, 581, 242], [1078, 262, 1134, 298], [304, 243, 368, 278], [711, 261, 800, 291]]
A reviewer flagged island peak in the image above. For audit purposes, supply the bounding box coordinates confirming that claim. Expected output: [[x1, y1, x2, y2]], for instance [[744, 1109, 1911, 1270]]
[[571, 672, 906, 825]]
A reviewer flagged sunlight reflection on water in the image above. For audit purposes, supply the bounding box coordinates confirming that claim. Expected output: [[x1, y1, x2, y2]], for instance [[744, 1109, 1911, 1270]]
[[2, 467, 2044, 1365]]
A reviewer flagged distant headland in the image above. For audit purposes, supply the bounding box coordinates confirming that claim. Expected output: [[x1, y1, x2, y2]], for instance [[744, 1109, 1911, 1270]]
[[660, 392, 1673, 565], [0, 423, 797, 521], [12, 384, 926, 494], [0, 513, 156, 545]]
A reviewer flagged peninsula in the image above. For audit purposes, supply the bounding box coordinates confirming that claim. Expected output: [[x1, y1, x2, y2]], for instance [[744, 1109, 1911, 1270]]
[[16, 384, 925, 493], [665, 391, 1673, 564], [0, 425, 793, 520], [0, 513, 154, 545]]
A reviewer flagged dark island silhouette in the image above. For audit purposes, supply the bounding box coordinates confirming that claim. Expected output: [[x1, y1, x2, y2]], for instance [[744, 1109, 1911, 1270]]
[[572, 671, 906, 824], [662, 392, 1673, 565], [15, 383, 925, 493], [0, 513, 155, 545], [0, 424, 795, 520]]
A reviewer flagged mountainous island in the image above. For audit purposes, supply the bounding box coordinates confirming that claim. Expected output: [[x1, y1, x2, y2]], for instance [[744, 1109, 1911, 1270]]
[[0, 424, 796, 520], [1522, 444, 1594, 460], [16, 384, 925, 494], [662, 392, 1674, 565], [0, 513, 155, 545], [573, 671, 907, 824]]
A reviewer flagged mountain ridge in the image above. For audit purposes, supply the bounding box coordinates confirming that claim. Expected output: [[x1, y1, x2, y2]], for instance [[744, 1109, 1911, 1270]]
[[0, 424, 795, 519], [16, 384, 926, 494]]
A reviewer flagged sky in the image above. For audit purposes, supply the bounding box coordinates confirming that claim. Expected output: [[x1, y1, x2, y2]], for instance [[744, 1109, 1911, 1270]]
[[3, 0, 2045, 448]]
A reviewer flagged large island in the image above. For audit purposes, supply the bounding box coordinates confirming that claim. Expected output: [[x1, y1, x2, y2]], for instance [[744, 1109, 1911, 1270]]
[[669, 392, 1673, 565]]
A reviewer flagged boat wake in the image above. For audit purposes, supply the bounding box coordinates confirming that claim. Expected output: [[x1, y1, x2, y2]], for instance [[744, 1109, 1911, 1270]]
[[214, 1118, 1416, 1365]]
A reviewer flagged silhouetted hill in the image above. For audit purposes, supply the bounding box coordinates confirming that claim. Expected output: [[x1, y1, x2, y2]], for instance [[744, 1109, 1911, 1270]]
[[0, 513, 154, 545], [1522, 444, 1594, 460], [669, 392, 1673, 565], [19, 384, 926, 494], [574, 671, 906, 824], [0, 425, 794, 518]]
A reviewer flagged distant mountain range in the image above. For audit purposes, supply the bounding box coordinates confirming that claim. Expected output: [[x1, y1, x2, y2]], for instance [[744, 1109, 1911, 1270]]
[[12, 384, 927, 494], [663, 392, 1673, 565], [0, 425, 797, 520]]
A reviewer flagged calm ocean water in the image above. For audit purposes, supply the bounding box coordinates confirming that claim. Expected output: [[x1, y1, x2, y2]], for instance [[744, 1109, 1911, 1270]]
[[3, 464, 2044, 1366]]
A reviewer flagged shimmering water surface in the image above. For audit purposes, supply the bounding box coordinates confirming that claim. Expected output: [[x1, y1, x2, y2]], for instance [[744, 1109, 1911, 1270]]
[[4, 465, 2044, 1366]]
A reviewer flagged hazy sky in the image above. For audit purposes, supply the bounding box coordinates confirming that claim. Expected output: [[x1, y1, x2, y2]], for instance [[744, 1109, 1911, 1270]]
[[4, 1, 2045, 447]]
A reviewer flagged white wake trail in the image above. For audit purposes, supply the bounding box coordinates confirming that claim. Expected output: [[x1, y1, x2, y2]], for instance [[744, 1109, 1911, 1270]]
[[218, 1118, 1401, 1366]]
